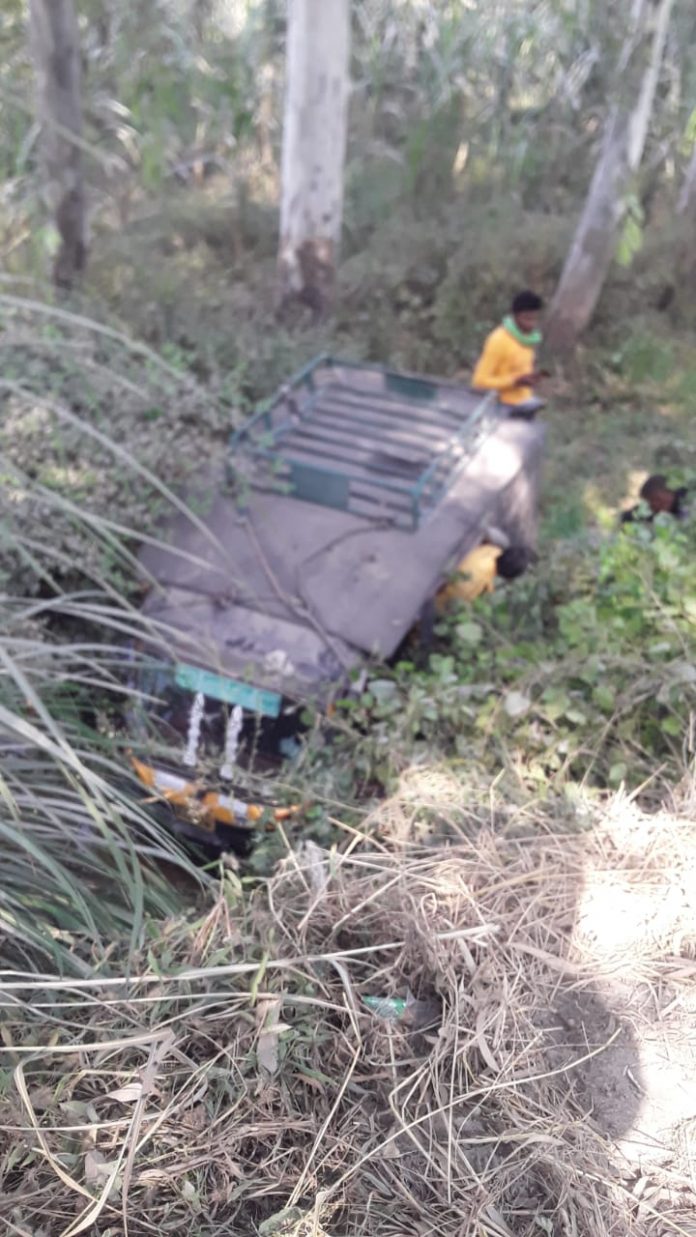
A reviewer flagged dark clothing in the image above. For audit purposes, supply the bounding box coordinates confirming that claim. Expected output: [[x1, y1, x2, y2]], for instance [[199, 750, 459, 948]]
[[418, 598, 437, 656], [670, 486, 688, 516], [507, 397, 546, 421]]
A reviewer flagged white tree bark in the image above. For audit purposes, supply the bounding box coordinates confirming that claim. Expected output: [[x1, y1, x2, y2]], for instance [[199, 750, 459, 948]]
[[278, 0, 351, 314], [546, 0, 674, 353], [677, 142, 696, 217], [29, 0, 87, 289], [675, 142, 696, 301]]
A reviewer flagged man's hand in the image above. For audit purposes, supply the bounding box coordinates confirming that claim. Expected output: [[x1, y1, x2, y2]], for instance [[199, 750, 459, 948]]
[[515, 371, 548, 388]]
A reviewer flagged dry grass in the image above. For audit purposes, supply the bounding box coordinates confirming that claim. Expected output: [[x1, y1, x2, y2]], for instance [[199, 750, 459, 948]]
[[1, 767, 696, 1237], [0, 290, 237, 596]]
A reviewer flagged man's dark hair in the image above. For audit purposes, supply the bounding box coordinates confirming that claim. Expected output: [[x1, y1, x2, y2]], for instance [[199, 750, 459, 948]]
[[496, 546, 532, 580], [511, 290, 544, 314], [640, 474, 670, 502]]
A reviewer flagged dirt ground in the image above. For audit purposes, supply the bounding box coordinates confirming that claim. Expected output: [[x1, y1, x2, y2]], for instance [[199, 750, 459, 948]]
[[551, 788, 696, 1225], [371, 764, 696, 1232]]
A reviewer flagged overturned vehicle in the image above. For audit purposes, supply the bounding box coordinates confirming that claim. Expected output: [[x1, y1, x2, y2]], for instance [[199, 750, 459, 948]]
[[130, 356, 544, 846]]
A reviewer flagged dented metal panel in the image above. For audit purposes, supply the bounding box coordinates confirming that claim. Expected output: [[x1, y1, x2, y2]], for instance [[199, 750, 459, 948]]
[[140, 363, 544, 700]]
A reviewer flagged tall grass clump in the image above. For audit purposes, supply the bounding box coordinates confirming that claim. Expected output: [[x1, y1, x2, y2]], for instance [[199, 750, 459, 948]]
[[0, 585, 206, 975], [0, 299, 222, 972]]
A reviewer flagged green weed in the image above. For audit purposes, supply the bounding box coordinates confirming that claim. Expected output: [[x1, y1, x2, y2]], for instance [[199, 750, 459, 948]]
[[306, 507, 695, 800]]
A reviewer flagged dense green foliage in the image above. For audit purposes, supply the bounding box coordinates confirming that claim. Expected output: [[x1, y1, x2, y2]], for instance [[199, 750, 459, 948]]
[[320, 504, 696, 797]]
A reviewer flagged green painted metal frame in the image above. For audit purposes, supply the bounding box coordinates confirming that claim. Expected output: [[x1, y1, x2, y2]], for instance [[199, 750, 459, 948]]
[[174, 663, 282, 717], [228, 355, 497, 529], [132, 659, 283, 721]]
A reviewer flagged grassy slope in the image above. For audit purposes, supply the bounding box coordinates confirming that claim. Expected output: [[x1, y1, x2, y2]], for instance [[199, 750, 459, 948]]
[[2, 183, 693, 809], [1, 187, 695, 1237]]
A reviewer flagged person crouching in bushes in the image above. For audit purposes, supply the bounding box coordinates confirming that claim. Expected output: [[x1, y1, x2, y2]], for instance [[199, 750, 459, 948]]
[[621, 474, 689, 525], [418, 542, 534, 653]]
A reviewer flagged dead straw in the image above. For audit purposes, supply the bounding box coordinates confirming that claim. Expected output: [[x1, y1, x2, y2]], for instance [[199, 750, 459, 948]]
[[1, 771, 695, 1236]]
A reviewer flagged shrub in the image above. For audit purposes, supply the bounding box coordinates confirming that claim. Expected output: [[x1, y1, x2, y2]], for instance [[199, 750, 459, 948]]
[[318, 505, 696, 796]]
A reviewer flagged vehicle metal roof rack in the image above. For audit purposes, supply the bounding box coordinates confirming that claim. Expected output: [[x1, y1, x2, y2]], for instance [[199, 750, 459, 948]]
[[228, 355, 498, 529]]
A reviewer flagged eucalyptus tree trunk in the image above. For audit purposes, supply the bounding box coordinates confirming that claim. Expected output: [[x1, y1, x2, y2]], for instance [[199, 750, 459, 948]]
[[546, 0, 674, 354], [677, 143, 696, 219], [29, 0, 87, 289], [278, 0, 351, 315], [675, 143, 696, 305]]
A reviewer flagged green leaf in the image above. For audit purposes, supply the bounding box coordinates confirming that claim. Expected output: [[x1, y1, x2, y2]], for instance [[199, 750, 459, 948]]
[[369, 679, 399, 703], [504, 690, 531, 719], [37, 224, 61, 258], [671, 661, 696, 685], [455, 620, 483, 645], [259, 1210, 304, 1236], [616, 197, 644, 268], [541, 689, 571, 722], [608, 762, 627, 786], [593, 685, 614, 713]]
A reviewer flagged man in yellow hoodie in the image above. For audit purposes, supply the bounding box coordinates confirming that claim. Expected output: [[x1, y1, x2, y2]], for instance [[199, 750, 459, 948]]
[[436, 542, 530, 606], [416, 540, 534, 654], [471, 290, 547, 419]]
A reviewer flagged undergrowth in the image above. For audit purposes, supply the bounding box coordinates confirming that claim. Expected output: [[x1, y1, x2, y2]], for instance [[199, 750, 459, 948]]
[[0, 185, 695, 1237], [325, 508, 695, 793], [0, 2, 694, 1226]]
